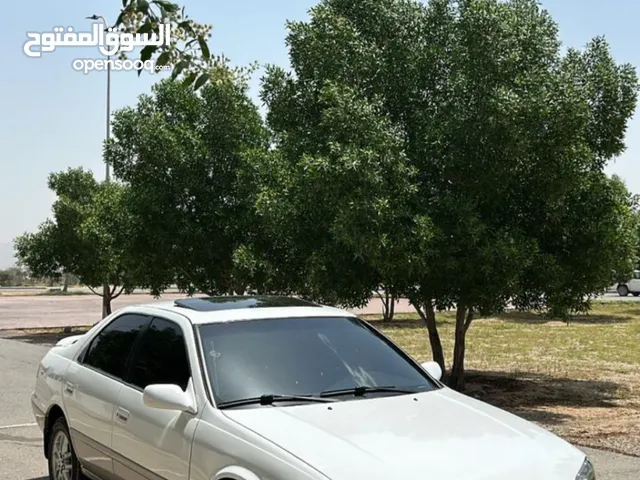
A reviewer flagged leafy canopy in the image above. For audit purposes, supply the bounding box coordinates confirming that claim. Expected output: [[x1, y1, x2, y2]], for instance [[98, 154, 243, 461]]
[[106, 69, 269, 296], [14, 168, 139, 299], [258, 0, 639, 387]]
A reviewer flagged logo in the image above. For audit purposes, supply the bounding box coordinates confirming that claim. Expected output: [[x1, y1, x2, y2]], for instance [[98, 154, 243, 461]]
[[23, 23, 172, 58]]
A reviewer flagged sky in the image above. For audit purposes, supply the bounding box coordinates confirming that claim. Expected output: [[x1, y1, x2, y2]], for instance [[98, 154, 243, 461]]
[[0, 0, 638, 267]]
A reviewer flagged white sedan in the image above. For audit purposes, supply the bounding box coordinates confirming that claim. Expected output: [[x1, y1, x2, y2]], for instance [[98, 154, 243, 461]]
[[32, 296, 595, 480]]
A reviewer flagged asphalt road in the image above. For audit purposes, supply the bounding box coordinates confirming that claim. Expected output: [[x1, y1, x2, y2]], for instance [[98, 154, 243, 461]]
[[0, 338, 638, 479]]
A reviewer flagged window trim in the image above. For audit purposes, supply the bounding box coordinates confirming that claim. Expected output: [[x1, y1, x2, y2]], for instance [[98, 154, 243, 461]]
[[78, 313, 152, 383], [196, 315, 442, 408], [121, 315, 195, 393]]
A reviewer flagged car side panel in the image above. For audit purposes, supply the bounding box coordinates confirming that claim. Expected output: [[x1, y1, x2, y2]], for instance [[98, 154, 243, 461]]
[[63, 361, 123, 480], [629, 278, 640, 292], [111, 383, 199, 480]]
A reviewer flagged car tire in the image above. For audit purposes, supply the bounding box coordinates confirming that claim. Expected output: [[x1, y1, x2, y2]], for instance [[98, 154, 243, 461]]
[[617, 285, 630, 297], [47, 417, 82, 480], [633, 292, 640, 297]]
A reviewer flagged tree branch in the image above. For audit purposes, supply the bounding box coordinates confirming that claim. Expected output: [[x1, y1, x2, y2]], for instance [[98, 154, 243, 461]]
[[408, 295, 428, 324], [464, 308, 474, 333], [111, 286, 126, 300], [87, 285, 104, 297]]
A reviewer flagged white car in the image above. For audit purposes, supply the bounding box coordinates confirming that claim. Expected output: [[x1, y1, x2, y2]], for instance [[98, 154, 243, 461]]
[[617, 270, 640, 296], [32, 296, 595, 480]]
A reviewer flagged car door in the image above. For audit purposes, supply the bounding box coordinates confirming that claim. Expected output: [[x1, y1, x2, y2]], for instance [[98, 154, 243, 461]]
[[64, 313, 150, 480], [111, 315, 199, 480]]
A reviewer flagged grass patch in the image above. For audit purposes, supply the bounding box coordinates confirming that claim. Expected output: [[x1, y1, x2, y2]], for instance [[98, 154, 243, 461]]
[[365, 302, 640, 456]]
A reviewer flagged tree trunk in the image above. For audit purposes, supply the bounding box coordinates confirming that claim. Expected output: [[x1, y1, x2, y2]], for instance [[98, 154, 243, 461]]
[[425, 302, 445, 374], [449, 306, 474, 391], [382, 291, 395, 322], [62, 273, 70, 292], [102, 285, 112, 319]]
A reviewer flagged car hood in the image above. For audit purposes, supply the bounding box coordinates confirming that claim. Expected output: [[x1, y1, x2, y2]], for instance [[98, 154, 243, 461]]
[[224, 388, 585, 480]]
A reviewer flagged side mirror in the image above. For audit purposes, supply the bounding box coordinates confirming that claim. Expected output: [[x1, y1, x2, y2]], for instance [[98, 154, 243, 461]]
[[421, 361, 443, 381], [143, 384, 197, 414]]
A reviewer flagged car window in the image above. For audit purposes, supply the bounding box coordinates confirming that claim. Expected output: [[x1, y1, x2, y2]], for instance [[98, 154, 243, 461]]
[[127, 318, 191, 391], [82, 314, 149, 380], [199, 316, 437, 405], [634, 271, 640, 280]]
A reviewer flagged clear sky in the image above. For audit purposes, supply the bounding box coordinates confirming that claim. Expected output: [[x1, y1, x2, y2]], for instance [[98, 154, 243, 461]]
[[0, 0, 638, 267]]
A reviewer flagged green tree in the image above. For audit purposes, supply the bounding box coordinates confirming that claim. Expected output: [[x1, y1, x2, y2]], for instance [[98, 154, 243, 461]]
[[111, 0, 254, 89], [15, 168, 139, 318], [260, 0, 639, 389], [113, 0, 213, 87], [105, 69, 269, 296]]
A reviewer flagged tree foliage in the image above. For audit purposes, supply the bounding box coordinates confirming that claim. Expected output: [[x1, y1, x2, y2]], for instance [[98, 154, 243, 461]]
[[112, 0, 257, 88], [14, 168, 138, 318], [258, 0, 639, 389], [106, 69, 270, 296]]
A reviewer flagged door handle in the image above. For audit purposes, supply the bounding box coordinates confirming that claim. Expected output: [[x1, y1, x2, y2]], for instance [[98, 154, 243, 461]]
[[64, 382, 75, 395], [115, 407, 130, 423]]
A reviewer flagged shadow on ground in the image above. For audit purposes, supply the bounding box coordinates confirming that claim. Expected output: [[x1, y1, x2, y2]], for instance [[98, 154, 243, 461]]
[[464, 370, 624, 426], [0, 326, 92, 346], [497, 311, 634, 325]]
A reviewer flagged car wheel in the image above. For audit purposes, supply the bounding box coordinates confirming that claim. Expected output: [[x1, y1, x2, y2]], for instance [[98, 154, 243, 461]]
[[633, 292, 640, 297], [48, 417, 82, 480], [617, 285, 629, 297]]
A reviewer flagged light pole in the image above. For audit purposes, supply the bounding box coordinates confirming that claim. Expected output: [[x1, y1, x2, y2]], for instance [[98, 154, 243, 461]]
[[87, 14, 111, 182], [87, 14, 112, 317]]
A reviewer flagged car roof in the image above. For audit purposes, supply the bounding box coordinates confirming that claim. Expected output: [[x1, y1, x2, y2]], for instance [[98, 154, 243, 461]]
[[121, 295, 355, 325]]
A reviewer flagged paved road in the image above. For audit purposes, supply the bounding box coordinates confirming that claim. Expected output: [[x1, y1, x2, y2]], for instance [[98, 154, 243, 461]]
[[0, 293, 415, 330], [1, 337, 638, 479], [1, 339, 49, 480]]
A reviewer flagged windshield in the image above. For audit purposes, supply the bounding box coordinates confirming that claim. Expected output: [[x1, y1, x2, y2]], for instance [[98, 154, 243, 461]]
[[198, 316, 438, 406]]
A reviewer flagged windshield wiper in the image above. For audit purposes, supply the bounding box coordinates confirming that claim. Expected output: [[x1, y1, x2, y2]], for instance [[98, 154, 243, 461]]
[[217, 394, 337, 409], [320, 385, 418, 398]]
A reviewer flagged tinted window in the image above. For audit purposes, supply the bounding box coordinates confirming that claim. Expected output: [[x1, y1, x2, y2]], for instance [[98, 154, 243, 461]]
[[83, 314, 149, 379], [199, 317, 436, 405], [128, 318, 190, 391]]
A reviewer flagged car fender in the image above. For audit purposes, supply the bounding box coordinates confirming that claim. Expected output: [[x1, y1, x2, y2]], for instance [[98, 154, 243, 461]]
[[213, 465, 261, 480]]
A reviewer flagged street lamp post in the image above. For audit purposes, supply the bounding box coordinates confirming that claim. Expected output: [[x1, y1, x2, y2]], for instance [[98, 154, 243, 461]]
[[87, 14, 112, 317], [87, 14, 111, 182]]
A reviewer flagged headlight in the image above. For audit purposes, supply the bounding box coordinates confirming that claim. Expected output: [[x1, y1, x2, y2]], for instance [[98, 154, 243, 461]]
[[576, 458, 595, 480]]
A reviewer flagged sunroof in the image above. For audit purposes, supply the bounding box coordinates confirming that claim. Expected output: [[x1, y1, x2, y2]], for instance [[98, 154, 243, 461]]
[[173, 295, 319, 312]]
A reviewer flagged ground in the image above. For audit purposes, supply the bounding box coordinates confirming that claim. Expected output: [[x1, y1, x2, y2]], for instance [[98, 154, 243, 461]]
[[1, 293, 640, 478]]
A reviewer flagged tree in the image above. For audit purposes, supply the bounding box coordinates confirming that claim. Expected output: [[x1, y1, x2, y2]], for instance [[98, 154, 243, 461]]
[[257, 80, 421, 309], [105, 69, 269, 296], [113, 0, 213, 88], [377, 288, 398, 323], [15, 168, 139, 318], [259, 0, 639, 389], [110, 0, 253, 90]]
